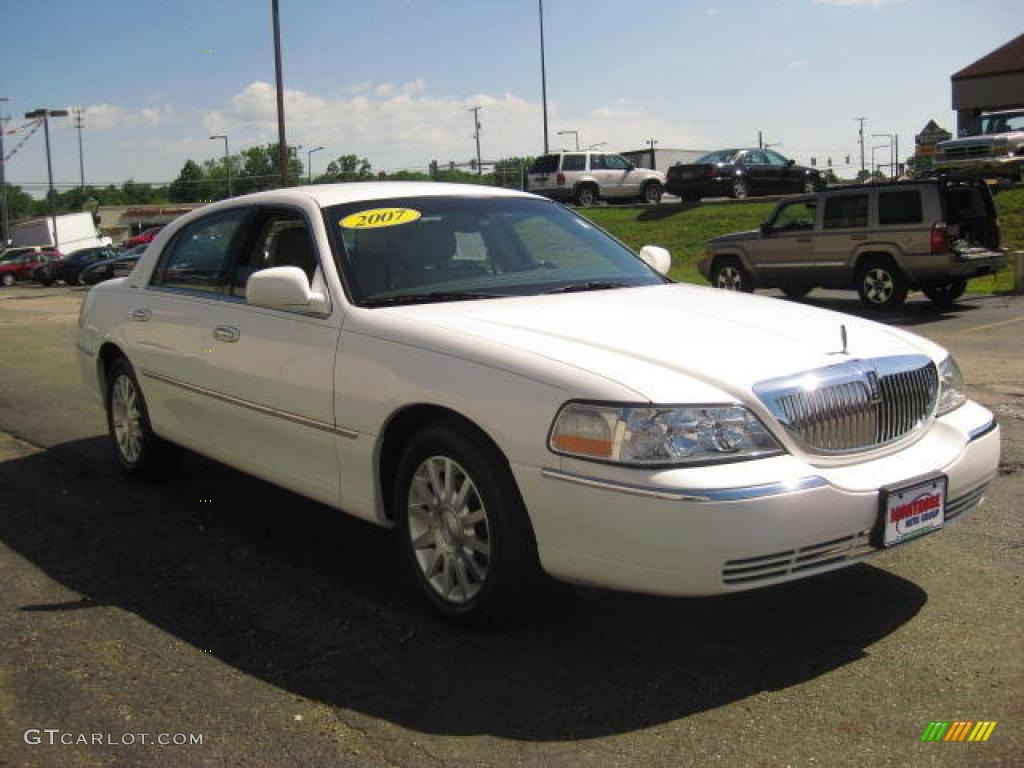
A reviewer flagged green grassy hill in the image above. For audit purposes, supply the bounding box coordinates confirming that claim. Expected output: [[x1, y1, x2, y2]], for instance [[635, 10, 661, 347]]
[[582, 188, 1023, 292]]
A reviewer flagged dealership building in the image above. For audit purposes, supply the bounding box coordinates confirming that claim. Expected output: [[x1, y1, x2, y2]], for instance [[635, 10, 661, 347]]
[[951, 33, 1024, 135]]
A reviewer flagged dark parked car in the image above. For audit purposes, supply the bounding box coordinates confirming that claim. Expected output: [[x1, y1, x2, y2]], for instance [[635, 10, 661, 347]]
[[0, 247, 62, 286], [79, 245, 145, 285], [666, 148, 823, 201], [35, 246, 120, 286]]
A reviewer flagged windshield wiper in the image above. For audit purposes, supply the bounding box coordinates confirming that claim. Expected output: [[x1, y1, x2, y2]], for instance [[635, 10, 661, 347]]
[[361, 290, 507, 307], [543, 280, 629, 294]]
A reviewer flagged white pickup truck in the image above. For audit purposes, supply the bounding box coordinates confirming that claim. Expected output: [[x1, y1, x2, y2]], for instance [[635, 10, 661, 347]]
[[934, 110, 1024, 181]]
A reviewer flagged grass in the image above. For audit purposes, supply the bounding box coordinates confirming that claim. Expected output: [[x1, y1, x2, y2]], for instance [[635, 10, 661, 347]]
[[580, 188, 1024, 292]]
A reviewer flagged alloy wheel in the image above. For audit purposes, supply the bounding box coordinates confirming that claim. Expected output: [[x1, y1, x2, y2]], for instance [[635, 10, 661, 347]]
[[716, 266, 744, 290], [1, 274, 14, 286], [862, 268, 894, 304], [111, 374, 144, 464], [407, 455, 491, 605]]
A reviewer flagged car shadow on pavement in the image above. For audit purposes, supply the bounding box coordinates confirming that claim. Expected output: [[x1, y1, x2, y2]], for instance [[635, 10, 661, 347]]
[[1, 438, 928, 742], [781, 293, 986, 327]]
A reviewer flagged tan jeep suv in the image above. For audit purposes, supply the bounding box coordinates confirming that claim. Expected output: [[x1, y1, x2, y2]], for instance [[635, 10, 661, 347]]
[[699, 179, 1007, 309], [528, 151, 665, 206]]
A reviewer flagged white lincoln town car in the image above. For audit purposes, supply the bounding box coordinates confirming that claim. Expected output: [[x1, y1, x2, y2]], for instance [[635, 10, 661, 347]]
[[76, 182, 1000, 624]]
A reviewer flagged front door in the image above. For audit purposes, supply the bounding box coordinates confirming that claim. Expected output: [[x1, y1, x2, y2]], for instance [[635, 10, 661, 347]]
[[749, 198, 818, 281]]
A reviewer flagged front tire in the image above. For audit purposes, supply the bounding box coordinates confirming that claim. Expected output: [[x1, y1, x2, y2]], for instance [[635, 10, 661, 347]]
[[642, 182, 663, 204], [394, 419, 541, 626], [922, 279, 967, 307], [710, 257, 754, 293], [856, 260, 908, 310], [1, 273, 15, 287], [105, 357, 181, 480], [731, 177, 749, 199]]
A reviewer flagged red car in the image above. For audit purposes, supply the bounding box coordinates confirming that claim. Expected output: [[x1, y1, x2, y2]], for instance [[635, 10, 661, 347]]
[[120, 226, 164, 249], [0, 247, 62, 286]]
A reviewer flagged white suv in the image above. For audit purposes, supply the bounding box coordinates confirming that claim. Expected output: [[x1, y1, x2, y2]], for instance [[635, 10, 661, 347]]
[[528, 151, 665, 206]]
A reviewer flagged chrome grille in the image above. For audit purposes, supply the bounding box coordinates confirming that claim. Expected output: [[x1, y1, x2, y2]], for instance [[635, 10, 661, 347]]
[[942, 144, 991, 160], [755, 356, 939, 454]]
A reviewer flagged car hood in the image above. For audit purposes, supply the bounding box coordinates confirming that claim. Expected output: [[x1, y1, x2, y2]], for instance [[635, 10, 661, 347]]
[[709, 229, 760, 244], [382, 284, 941, 403]]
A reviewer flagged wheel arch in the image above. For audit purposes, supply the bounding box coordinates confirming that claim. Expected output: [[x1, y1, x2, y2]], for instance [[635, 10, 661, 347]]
[[709, 249, 756, 279], [376, 403, 517, 524], [97, 341, 128, 399], [853, 248, 908, 281]]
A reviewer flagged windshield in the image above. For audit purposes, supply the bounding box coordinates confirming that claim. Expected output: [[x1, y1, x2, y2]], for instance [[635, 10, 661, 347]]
[[697, 149, 740, 164], [325, 196, 665, 306], [977, 112, 1024, 135]]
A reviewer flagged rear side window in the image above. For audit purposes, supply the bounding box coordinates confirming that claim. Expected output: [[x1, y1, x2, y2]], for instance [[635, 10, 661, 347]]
[[153, 209, 247, 293], [878, 190, 923, 225], [823, 194, 868, 229], [561, 154, 586, 171], [530, 155, 559, 174]]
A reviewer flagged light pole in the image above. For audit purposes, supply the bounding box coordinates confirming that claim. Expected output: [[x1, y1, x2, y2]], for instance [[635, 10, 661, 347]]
[[25, 108, 69, 250], [469, 106, 482, 177], [872, 133, 895, 178], [586, 142, 607, 150], [871, 144, 890, 177], [307, 146, 324, 184], [0, 97, 9, 246], [855, 116, 868, 174], [272, 0, 288, 185], [209, 134, 231, 197], [538, 0, 549, 154], [557, 130, 579, 150], [646, 138, 658, 170]]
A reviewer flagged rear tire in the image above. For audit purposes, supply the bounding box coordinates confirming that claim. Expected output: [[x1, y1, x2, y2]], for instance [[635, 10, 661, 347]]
[[393, 419, 541, 626], [856, 259, 908, 310], [710, 257, 754, 293], [922, 279, 967, 307], [105, 357, 181, 480], [1, 274, 15, 287], [731, 177, 749, 199]]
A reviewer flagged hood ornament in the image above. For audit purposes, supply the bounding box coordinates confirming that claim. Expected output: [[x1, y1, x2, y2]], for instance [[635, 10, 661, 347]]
[[830, 323, 848, 355]]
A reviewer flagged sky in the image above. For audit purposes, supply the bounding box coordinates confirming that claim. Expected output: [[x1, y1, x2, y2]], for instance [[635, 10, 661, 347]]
[[2, 0, 1022, 193]]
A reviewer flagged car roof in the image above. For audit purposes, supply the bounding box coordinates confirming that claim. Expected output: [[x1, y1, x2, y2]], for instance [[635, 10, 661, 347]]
[[196, 182, 537, 212]]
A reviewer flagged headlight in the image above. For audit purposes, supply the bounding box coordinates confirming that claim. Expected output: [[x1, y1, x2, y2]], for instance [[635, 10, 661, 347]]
[[936, 355, 967, 415], [549, 402, 783, 466]]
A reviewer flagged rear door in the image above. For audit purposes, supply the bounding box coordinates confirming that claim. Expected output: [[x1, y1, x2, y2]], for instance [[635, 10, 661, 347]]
[[814, 192, 870, 282], [603, 154, 642, 198]]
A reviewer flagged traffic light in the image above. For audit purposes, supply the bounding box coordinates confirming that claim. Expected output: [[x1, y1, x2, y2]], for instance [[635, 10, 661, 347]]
[[845, 154, 851, 164], [810, 157, 816, 167], [429, 160, 438, 177]]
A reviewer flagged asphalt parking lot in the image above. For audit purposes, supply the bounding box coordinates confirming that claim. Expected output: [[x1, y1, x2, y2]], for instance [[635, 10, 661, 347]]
[[1, 283, 1021, 768]]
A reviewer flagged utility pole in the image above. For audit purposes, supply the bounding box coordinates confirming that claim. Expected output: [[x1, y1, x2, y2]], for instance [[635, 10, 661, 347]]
[[758, 130, 763, 149], [647, 138, 658, 170], [855, 117, 868, 174], [73, 107, 85, 190], [0, 97, 9, 246], [24, 108, 68, 251], [469, 106, 482, 177], [271, 0, 288, 186], [209, 135, 231, 196], [538, 0, 549, 154]]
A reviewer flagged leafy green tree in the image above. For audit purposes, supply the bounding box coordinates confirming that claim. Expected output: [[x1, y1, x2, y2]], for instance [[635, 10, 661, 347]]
[[169, 160, 205, 202], [322, 154, 373, 182], [3, 184, 36, 222]]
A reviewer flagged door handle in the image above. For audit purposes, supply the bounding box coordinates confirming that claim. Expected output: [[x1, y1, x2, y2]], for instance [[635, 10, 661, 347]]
[[212, 325, 240, 343], [131, 309, 151, 322], [850, 234, 868, 240]]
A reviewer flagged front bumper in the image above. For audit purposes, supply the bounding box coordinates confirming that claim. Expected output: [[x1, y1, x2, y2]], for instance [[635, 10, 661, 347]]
[[513, 400, 1000, 596], [933, 155, 1023, 180]]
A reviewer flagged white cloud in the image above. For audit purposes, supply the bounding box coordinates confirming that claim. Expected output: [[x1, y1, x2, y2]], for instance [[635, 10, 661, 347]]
[[81, 103, 172, 130], [200, 80, 695, 169]]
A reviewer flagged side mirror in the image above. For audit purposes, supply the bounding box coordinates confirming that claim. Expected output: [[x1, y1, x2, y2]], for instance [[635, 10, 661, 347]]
[[759, 222, 772, 236], [638, 245, 671, 275], [246, 266, 328, 314], [786, 159, 795, 167]]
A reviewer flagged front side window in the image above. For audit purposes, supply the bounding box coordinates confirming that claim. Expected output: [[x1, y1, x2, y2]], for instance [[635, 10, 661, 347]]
[[764, 150, 790, 167], [823, 194, 868, 229], [604, 154, 630, 170], [152, 209, 247, 293], [589, 154, 608, 170], [743, 150, 769, 165], [878, 190, 923, 225], [770, 200, 817, 232], [328, 196, 664, 306], [231, 213, 317, 298]]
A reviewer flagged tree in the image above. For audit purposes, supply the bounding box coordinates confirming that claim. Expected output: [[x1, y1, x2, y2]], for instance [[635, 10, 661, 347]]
[[3, 183, 36, 222], [322, 154, 373, 182], [169, 160, 205, 202]]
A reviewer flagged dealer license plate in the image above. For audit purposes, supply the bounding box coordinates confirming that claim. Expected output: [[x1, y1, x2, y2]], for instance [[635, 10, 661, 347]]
[[880, 476, 947, 547]]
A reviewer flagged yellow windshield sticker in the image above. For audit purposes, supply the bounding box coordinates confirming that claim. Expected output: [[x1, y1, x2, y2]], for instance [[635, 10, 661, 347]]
[[340, 208, 421, 229]]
